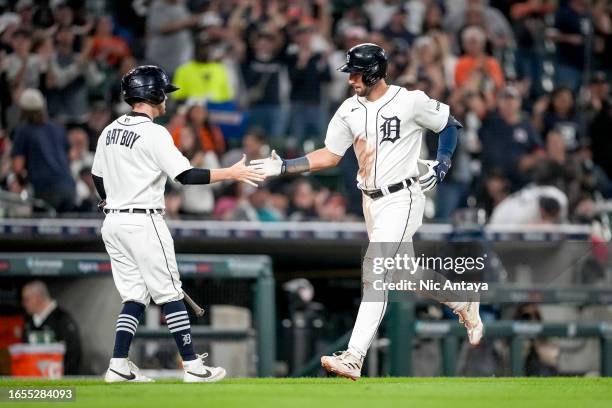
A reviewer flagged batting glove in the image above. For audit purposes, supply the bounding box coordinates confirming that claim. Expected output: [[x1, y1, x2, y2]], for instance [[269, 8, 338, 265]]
[[248, 150, 283, 177], [417, 157, 451, 193]]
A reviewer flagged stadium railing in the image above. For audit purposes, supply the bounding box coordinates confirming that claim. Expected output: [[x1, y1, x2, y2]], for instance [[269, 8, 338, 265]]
[[0, 252, 276, 377]]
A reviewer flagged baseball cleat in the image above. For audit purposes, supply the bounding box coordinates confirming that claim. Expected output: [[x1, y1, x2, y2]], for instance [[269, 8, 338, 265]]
[[183, 353, 226, 383], [104, 358, 154, 383], [453, 301, 484, 345], [321, 350, 362, 381]]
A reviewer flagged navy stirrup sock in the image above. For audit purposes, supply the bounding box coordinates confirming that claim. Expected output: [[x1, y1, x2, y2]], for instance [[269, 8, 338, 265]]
[[112, 301, 145, 358], [163, 300, 196, 361]]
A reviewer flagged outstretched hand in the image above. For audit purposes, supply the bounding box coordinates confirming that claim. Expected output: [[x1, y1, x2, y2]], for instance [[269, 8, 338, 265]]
[[248, 150, 284, 177], [230, 154, 266, 187]]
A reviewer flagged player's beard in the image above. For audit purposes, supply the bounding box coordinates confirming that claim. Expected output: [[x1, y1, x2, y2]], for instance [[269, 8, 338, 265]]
[[359, 85, 374, 98]]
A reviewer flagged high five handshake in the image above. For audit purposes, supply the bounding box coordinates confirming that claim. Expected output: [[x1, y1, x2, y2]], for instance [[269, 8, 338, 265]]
[[244, 150, 451, 194]]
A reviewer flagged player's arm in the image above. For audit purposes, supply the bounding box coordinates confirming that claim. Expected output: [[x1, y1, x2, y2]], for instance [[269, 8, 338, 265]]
[[248, 147, 341, 177], [418, 115, 462, 192], [175, 154, 265, 187], [249, 108, 349, 177], [412, 91, 463, 192]]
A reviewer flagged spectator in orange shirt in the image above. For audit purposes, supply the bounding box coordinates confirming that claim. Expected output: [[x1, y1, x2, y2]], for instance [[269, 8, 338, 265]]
[[171, 103, 225, 158], [90, 16, 130, 67], [454, 26, 505, 91]]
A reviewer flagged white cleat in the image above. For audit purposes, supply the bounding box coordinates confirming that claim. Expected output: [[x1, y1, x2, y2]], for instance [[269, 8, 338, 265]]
[[453, 302, 484, 346], [183, 353, 226, 383], [104, 358, 154, 383], [321, 350, 362, 381]]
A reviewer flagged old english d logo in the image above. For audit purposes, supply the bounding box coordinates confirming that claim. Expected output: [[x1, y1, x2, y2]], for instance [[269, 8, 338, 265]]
[[379, 115, 401, 144]]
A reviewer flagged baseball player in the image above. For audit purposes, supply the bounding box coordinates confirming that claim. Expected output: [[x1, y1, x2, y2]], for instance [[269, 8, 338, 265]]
[[249, 43, 484, 380], [92, 65, 264, 383]]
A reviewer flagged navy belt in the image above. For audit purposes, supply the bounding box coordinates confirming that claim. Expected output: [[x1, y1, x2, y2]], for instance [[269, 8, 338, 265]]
[[361, 178, 416, 200], [103, 208, 165, 215]]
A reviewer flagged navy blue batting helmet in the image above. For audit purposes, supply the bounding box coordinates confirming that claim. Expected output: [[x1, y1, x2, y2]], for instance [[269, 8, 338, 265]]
[[337, 43, 388, 87], [121, 65, 179, 105]]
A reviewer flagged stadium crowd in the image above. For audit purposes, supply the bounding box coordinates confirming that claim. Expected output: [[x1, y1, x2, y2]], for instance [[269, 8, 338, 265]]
[[0, 0, 611, 224]]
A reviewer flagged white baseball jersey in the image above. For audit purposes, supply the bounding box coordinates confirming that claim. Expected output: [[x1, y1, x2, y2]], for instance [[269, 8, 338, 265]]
[[93, 112, 190, 305], [325, 86, 449, 190], [326, 86, 450, 359], [91, 112, 192, 209]]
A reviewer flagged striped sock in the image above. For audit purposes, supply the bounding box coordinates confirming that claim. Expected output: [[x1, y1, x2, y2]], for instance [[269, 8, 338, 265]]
[[162, 300, 196, 361], [112, 302, 145, 358]]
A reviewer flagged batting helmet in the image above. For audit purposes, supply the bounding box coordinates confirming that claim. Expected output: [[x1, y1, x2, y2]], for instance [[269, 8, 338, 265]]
[[337, 43, 388, 87], [121, 65, 179, 105]]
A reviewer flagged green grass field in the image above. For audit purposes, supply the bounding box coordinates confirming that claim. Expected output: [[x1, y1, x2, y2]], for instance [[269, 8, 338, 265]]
[[1, 377, 610, 408]]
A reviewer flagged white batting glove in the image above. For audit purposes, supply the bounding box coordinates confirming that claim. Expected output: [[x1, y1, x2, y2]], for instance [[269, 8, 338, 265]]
[[418, 159, 440, 193], [248, 150, 283, 177]]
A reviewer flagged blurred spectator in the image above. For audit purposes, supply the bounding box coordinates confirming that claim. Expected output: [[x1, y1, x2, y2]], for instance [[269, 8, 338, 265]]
[[90, 15, 131, 68], [532, 87, 585, 152], [584, 71, 610, 120], [213, 181, 241, 220], [328, 26, 368, 110], [146, 0, 200, 76], [402, 35, 453, 101], [0, 0, 607, 225], [363, 0, 401, 31], [0, 128, 10, 180], [111, 0, 148, 56], [0, 42, 11, 129], [550, 0, 591, 92], [22, 281, 82, 375], [489, 160, 568, 225], [479, 86, 543, 190], [171, 103, 225, 157], [445, 0, 515, 48], [47, 27, 103, 125], [593, 0, 612, 73], [477, 169, 511, 217], [86, 99, 113, 149], [335, 7, 372, 36], [10, 89, 75, 212], [222, 126, 268, 168], [590, 88, 612, 179], [510, 0, 555, 95], [164, 183, 183, 219], [537, 196, 562, 224], [317, 192, 350, 222], [228, 185, 282, 222], [75, 167, 98, 212], [380, 5, 414, 50], [512, 303, 559, 376], [5, 29, 42, 90], [239, 29, 289, 138], [454, 26, 505, 91], [421, 2, 445, 34], [175, 126, 219, 215], [109, 55, 138, 116], [286, 24, 331, 150], [68, 127, 94, 178], [287, 178, 319, 221], [172, 37, 234, 103]]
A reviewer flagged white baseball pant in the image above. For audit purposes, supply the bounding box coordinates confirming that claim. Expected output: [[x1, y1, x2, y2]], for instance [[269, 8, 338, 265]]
[[101, 212, 184, 306], [348, 184, 426, 359]]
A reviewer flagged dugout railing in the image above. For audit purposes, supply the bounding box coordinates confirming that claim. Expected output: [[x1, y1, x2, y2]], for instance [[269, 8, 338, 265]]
[[294, 287, 612, 377], [0, 252, 276, 377], [386, 288, 612, 377]]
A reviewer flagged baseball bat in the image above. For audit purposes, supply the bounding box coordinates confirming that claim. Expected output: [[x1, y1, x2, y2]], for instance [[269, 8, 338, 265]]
[[183, 291, 205, 317]]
